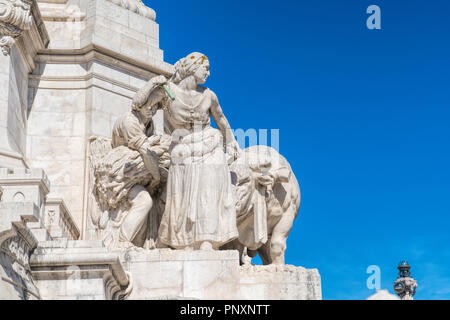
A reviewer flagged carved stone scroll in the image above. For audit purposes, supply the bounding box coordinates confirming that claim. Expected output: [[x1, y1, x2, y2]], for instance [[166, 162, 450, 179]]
[[0, 0, 33, 55]]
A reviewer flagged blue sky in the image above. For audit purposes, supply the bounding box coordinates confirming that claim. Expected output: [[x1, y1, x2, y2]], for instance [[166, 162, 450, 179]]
[[145, 0, 450, 299]]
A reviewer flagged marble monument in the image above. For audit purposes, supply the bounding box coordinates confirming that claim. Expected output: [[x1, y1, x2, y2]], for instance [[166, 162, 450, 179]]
[[0, 0, 321, 300]]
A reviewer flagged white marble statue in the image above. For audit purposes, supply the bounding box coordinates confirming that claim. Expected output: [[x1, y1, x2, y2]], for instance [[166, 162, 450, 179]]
[[224, 146, 301, 265], [156, 52, 241, 251], [89, 76, 171, 249], [88, 52, 299, 261]]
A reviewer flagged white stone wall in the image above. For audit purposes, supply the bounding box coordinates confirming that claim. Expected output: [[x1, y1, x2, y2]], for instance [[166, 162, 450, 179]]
[[27, 85, 87, 229], [0, 47, 30, 168]]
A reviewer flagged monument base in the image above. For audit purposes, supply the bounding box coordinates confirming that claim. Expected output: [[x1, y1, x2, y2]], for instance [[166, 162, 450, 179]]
[[29, 241, 322, 300], [114, 249, 241, 300]]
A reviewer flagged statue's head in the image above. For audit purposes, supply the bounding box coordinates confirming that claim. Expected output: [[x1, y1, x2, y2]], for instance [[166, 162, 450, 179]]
[[131, 82, 166, 121], [172, 52, 210, 84]]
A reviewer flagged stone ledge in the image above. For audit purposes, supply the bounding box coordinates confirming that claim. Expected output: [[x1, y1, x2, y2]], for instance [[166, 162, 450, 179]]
[[0, 168, 50, 195]]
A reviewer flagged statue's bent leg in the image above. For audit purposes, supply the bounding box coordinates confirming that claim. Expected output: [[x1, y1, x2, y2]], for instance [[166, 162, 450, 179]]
[[257, 238, 272, 265], [119, 185, 153, 244], [269, 205, 296, 265]]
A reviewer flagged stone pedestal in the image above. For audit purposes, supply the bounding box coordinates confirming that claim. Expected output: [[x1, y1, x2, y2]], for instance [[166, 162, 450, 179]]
[[239, 264, 322, 300], [29, 243, 322, 300], [114, 249, 241, 300], [0, 202, 41, 300]]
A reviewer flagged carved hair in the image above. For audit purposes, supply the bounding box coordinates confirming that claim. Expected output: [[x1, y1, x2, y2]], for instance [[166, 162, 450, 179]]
[[171, 52, 209, 84], [131, 77, 166, 111]]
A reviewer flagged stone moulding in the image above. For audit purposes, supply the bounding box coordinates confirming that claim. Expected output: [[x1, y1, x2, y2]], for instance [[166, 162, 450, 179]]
[[0, 168, 50, 196], [0, 0, 33, 55], [35, 43, 174, 79]]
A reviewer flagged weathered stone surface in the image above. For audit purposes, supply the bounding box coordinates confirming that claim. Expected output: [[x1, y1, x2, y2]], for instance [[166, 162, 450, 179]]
[[239, 265, 322, 300], [43, 198, 80, 240], [367, 289, 400, 300], [114, 249, 240, 300], [30, 240, 131, 300], [87, 75, 170, 249], [158, 52, 240, 251], [0, 1, 323, 301]]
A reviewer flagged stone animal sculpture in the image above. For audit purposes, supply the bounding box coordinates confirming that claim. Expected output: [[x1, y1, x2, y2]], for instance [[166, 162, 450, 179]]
[[225, 145, 301, 265]]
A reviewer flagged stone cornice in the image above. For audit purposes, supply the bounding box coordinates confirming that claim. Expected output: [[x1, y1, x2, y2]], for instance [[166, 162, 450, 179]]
[[36, 43, 174, 78], [29, 72, 139, 99]]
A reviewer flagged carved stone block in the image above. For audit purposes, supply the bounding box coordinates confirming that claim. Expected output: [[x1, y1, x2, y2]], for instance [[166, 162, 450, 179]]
[[239, 265, 322, 300], [114, 249, 241, 300]]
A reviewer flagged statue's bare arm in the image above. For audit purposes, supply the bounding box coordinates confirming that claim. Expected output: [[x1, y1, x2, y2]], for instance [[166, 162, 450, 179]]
[[209, 91, 241, 159]]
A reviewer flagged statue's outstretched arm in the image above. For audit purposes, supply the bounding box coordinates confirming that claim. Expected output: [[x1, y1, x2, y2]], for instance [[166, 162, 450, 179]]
[[209, 91, 241, 161]]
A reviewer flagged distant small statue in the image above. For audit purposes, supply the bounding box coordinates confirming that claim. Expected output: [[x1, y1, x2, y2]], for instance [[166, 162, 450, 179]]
[[224, 146, 301, 265], [88, 75, 171, 249], [394, 261, 418, 300]]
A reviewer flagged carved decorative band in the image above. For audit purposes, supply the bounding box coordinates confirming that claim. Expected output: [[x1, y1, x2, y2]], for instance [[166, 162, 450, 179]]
[[0, 0, 32, 32]]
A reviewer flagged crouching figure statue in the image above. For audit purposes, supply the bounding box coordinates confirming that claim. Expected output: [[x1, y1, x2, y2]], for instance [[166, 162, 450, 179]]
[[224, 146, 301, 265], [88, 76, 171, 249]]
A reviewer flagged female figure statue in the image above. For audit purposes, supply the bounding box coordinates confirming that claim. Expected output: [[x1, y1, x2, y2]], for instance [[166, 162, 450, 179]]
[[157, 52, 241, 250], [90, 76, 171, 249]]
